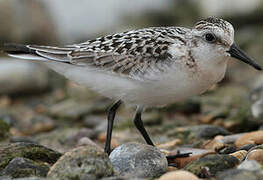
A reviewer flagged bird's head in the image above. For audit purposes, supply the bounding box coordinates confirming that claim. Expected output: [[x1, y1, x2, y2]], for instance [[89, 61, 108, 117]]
[[190, 17, 261, 71]]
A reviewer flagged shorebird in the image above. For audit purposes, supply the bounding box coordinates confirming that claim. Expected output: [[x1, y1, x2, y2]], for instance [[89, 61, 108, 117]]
[[2, 17, 261, 157]]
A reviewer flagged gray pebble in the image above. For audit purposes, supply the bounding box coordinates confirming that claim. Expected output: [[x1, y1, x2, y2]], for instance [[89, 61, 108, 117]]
[[238, 160, 262, 171], [109, 142, 167, 178], [217, 169, 263, 180]]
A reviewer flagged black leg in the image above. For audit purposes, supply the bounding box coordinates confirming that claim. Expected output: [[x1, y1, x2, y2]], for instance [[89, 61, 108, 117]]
[[133, 106, 191, 167], [133, 106, 154, 146], [104, 100, 122, 155]]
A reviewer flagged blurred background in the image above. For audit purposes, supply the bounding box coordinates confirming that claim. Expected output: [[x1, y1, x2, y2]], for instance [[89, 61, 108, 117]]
[[0, 0, 263, 152]]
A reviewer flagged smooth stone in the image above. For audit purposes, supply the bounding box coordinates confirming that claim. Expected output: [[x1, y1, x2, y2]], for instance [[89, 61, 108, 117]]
[[190, 125, 230, 139], [63, 128, 98, 146], [184, 154, 239, 178], [1, 157, 49, 178], [235, 131, 263, 148], [159, 170, 199, 180], [0, 59, 49, 95], [77, 137, 103, 151], [109, 142, 168, 178], [203, 135, 225, 151], [221, 133, 247, 144], [246, 149, 263, 165], [238, 160, 262, 171], [0, 142, 61, 171], [216, 169, 263, 180], [47, 145, 113, 180]]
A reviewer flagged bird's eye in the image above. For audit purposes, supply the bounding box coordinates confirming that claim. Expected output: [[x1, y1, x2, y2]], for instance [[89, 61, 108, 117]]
[[204, 33, 216, 43]]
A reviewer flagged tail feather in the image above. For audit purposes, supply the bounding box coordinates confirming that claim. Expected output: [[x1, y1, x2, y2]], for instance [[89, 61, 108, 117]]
[[1, 43, 72, 62], [1, 43, 37, 55]]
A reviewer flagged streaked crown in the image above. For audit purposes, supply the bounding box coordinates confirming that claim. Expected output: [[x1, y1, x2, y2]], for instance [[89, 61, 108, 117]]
[[194, 17, 234, 46]]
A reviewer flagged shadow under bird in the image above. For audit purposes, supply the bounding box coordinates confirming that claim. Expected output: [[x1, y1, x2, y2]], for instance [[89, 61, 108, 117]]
[[1, 17, 262, 162]]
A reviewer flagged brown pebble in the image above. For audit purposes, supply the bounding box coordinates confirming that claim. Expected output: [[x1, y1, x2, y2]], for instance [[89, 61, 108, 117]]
[[159, 170, 199, 180], [246, 149, 263, 165], [235, 131, 263, 148], [230, 150, 247, 162], [203, 135, 225, 151], [157, 139, 181, 149], [77, 137, 103, 151]]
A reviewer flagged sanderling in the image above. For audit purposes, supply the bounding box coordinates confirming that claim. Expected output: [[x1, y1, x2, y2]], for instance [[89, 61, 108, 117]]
[[2, 17, 262, 156]]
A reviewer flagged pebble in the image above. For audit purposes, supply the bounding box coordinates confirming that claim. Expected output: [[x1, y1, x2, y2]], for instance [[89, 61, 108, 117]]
[[246, 149, 263, 165], [0, 142, 61, 171], [188, 125, 230, 139], [216, 169, 263, 180], [156, 139, 181, 149], [0, 59, 49, 95], [63, 127, 98, 146], [221, 133, 246, 144], [109, 142, 168, 178], [184, 154, 239, 178], [235, 131, 263, 148], [1, 157, 49, 178], [159, 170, 199, 180], [47, 145, 114, 179], [237, 160, 262, 171], [77, 137, 103, 151], [203, 135, 225, 151]]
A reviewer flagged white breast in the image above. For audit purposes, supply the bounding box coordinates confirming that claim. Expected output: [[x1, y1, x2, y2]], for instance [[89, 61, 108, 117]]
[[44, 59, 227, 107]]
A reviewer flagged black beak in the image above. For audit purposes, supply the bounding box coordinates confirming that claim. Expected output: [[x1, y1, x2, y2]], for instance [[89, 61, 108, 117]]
[[227, 43, 262, 70]]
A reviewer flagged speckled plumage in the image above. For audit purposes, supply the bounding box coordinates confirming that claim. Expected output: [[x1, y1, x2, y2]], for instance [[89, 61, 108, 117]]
[[4, 17, 260, 107], [26, 26, 190, 81]]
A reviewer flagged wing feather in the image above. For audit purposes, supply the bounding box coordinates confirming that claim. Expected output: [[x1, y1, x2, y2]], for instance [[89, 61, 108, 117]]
[[3, 27, 189, 81]]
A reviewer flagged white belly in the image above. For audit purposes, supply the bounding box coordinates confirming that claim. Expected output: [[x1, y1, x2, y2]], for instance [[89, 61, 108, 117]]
[[44, 61, 227, 107]]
